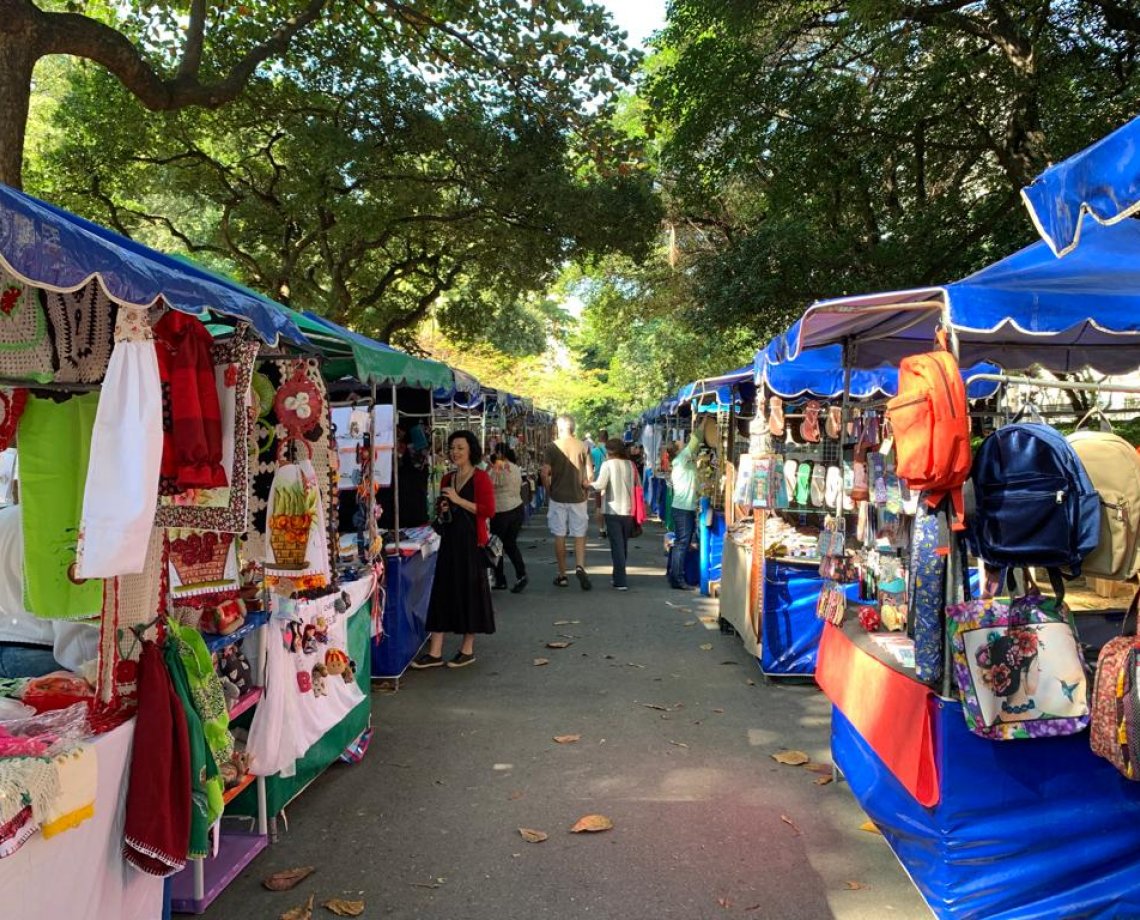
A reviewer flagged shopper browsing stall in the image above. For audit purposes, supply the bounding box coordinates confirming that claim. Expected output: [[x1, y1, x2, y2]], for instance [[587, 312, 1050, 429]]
[[488, 445, 528, 593], [667, 420, 711, 590]]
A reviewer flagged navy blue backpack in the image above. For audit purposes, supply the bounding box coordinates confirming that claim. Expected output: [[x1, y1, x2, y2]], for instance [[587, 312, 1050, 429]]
[[968, 423, 1101, 580]]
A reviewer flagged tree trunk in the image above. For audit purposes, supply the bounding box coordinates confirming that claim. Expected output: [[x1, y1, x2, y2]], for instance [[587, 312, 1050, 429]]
[[0, 29, 36, 189]]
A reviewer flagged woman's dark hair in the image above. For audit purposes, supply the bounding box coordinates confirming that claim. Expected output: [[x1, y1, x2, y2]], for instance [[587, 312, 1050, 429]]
[[448, 430, 482, 465], [498, 444, 518, 465], [606, 437, 627, 458]]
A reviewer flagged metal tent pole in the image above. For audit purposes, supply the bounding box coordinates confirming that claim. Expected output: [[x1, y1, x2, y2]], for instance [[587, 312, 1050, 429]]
[[392, 383, 401, 538], [367, 380, 377, 559]]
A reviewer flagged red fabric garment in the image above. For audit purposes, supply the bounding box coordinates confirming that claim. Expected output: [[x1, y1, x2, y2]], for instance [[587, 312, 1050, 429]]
[[154, 311, 227, 492], [443, 469, 496, 546], [122, 640, 192, 876], [815, 623, 940, 806]]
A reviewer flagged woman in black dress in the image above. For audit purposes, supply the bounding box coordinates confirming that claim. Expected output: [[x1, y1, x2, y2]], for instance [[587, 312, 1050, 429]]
[[411, 430, 496, 669]]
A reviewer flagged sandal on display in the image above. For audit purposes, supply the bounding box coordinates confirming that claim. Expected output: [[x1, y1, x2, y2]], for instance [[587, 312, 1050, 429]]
[[783, 460, 798, 505], [796, 461, 813, 506], [825, 465, 842, 509], [851, 448, 870, 502], [802, 400, 822, 443], [810, 464, 826, 506], [768, 396, 785, 437], [825, 405, 842, 440]]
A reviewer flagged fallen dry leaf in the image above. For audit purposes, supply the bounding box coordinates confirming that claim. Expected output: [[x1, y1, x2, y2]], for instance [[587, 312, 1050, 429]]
[[717, 896, 733, 909], [712, 708, 725, 714], [558, 633, 579, 639], [780, 814, 801, 835], [626, 662, 646, 668], [771, 750, 810, 766], [814, 775, 834, 786], [859, 820, 882, 835], [804, 762, 832, 776], [508, 789, 525, 800], [263, 867, 315, 891], [668, 740, 689, 748], [323, 898, 365, 917], [533, 657, 550, 666], [746, 679, 756, 686], [553, 734, 581, 744], [546, 641, 572, 649], [844, 881, 869, 891], [720, 660, 740, 666], [279, 894, 314, 920], [518, 827, 548, 843], [699, 643, 713, 651], [570, 814, 614, 833], [553, 619, 581, 625], [683, 620, 697, 627], [643, 703, 671, 711]]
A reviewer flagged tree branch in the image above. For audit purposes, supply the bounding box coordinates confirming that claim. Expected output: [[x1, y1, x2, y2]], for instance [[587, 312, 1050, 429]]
[[20, 0, 328, 111]]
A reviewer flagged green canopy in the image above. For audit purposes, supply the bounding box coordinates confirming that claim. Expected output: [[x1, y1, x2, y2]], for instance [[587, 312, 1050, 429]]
[[286, 309, 453, 390]]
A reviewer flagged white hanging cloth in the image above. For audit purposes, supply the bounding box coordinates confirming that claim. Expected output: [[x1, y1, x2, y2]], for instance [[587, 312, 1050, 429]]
[[76, 307, 162, 578]]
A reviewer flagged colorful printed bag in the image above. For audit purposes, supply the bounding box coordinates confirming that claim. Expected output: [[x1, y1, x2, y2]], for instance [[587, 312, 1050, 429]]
[[1090, 590, 1140, 779], [947, 579, 1089, 741]]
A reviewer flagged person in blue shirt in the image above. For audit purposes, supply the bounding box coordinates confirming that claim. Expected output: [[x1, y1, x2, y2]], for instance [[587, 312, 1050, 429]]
[[590, 429, 609, 538]]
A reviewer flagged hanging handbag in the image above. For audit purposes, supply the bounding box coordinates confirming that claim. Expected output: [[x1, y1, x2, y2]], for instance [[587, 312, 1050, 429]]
[[1090, 589, 1140, 779], [946, 569, 1089, 741], [482, 534, 504, 569]]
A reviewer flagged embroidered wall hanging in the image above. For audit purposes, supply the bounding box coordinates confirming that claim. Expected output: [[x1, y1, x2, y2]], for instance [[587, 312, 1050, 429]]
[[154, 334, 258, 533], [0, 269, 56, 383], [41, 279, 115, 384]]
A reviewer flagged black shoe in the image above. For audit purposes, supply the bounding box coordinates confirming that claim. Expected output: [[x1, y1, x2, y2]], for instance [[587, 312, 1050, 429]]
[[510, 576, 528, 594], [492, 580, 508, 590], [447, 651, 476, 668], [410, 652, 444, 669], [671, 582, 693, 591], [576, 566, 591, 591], [599, 530, 607, 539], [554, 574, 569, 587]]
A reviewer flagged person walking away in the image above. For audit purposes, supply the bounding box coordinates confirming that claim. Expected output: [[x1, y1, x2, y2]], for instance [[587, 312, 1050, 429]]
[[412, 431, 496, 669], [542, 415, 592, 590], [668, 421, 710, 590], [591, 430, 609, 539], [590, 438, 636, 590], [488, 445, 528, 593]]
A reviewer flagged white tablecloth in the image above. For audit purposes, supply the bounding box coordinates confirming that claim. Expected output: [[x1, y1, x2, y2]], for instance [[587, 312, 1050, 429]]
[[0, 718, 164, 919]]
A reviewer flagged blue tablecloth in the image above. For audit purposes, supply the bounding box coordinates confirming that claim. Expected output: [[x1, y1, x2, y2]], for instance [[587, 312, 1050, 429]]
[[833, 698, 1140, 918], [371, 551, 437, 678], [760, 559, 859, 676]]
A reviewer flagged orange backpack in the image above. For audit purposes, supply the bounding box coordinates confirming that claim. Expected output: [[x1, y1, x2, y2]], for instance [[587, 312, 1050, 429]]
[[886, 347, 971, 528]]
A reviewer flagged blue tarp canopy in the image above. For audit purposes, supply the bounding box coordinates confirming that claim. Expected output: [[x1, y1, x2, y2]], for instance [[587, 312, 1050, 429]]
[[678, 364, 757, 412], [755, 340, 1002, 400], [434, 368, 484, 409], [0, 182, 306, 345], [1022, 114, 1140, 257], [785, 219, 1140, 373]]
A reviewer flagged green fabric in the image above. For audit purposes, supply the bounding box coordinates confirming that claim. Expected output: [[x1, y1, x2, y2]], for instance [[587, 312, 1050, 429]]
[[664, 484, 674, 532], [670, 434, 703, 512], [164, 637, 223, 858], [282, 308, 453, 390], [230, 596, 372, 817], [169, 621, 234, 769], [19, 393, 103, 618]]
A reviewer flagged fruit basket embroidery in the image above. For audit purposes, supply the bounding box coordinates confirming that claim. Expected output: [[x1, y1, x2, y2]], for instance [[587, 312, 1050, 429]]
[[268, 471, 318, 570]]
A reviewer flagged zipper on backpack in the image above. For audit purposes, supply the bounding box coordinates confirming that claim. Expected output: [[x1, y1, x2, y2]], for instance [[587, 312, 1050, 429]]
[[933, 361, 957, 418]]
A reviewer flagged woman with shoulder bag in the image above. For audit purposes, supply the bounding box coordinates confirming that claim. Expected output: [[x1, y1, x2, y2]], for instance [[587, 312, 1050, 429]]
[[412, 430, 496, 669], [589, 438, 637, 591], [488, 445, 528, 593]]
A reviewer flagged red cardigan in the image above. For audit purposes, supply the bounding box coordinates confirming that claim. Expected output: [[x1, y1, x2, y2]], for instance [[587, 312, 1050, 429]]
[[443, 469, 496, 546]]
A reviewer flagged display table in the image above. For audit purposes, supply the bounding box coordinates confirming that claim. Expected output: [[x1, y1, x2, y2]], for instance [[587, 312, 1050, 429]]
[[0, 718, 165, 920], [697, 500, 725, 595], [231, 577, 373, 820], [718, 537, 759, 657], [761, 559, 859, 677], [822, 622, 1140, 918], [371, 551, 437, 679]]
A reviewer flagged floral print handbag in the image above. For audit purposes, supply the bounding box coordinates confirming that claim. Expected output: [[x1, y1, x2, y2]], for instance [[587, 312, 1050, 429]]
[[946, 574, 1090, 741]]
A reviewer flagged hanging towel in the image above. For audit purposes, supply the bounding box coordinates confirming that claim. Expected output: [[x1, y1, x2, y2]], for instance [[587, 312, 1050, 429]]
[[123, 641, 191, 876], [39, 744, 97, 839], [154, 311, 227, 494], [167, 620, 234, 770], [163, 636, 222, 858], [76, 306, 163, 578], [18, 392, 103, 619]]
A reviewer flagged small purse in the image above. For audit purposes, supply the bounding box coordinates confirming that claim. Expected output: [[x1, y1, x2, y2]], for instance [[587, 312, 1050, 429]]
[[483, 534, 504, 568]]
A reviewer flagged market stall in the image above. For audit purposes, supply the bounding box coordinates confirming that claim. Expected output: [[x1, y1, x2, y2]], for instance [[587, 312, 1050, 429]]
[[782, 214, 1140, 918], [0, 181, 316, 917]]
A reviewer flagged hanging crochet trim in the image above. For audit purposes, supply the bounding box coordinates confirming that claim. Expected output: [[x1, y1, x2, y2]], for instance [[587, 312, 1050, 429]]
[[41, 279, 116, 384], [0, 269, 56, 384]]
